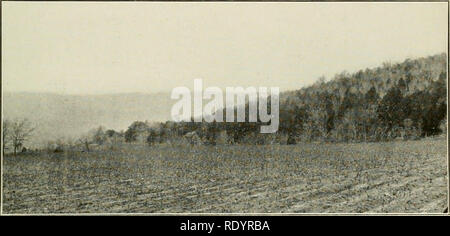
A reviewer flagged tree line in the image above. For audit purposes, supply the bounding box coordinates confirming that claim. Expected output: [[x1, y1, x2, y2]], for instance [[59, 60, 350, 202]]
[[2, 119, 35, 155], [120, 53, 447, 145], [3, 53, 447, 153]]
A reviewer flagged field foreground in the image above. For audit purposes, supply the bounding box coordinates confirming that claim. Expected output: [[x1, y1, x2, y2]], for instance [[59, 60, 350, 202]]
[[3, 139, 448, 213]]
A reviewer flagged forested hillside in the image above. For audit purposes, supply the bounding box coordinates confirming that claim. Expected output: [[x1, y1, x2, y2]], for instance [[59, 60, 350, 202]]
[[275, 52, 448, 143], [111, 53, 448, 146]]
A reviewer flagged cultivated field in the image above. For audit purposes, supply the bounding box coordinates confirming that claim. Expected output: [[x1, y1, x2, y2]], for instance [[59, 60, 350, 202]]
[[2, 138, 448, 214]]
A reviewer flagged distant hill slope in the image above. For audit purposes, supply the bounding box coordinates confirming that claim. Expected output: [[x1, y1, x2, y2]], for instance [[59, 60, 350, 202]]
[[2, 92, 174, 147]]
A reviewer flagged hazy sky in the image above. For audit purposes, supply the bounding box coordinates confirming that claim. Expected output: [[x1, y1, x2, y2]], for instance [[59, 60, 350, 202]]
[[2, 2, 448, 95]]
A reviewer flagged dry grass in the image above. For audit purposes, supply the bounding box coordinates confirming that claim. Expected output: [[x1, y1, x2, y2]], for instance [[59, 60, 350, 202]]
[[2, 138, 448, 213]]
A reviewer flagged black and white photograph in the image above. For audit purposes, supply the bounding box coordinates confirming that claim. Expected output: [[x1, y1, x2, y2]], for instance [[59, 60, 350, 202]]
[[1, 1, 448, 217]]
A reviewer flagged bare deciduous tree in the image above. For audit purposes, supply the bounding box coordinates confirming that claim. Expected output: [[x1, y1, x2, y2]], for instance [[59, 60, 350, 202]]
[[8, 119, 35, 156], [92, 126, 106, 145], [78, 135, 93, 152]]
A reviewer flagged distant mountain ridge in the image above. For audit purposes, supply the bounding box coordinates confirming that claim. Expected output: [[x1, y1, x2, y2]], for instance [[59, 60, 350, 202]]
[[2, 92, 174, 147]]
